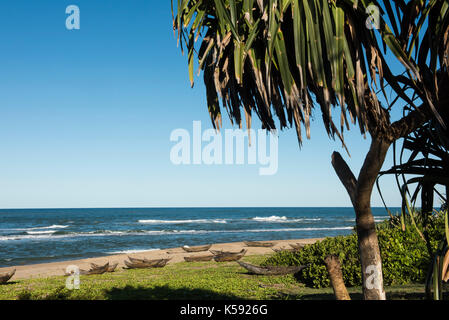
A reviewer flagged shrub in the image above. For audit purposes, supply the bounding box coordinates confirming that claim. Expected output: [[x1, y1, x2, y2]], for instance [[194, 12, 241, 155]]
[[263, 215, 445, 288]]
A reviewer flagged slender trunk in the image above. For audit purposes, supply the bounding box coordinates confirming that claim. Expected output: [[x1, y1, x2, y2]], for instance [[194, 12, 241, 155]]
[[422, 182, 435, 257], [332, 136, 391, 300], [324, 255, 351, 300]]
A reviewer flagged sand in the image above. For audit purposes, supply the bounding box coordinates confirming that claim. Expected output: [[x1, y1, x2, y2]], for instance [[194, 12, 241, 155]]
[[0, 238, 323, 280]]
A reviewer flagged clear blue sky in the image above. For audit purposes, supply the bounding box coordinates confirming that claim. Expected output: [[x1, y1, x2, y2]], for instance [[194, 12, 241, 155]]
[[0, 1, 407, 209]]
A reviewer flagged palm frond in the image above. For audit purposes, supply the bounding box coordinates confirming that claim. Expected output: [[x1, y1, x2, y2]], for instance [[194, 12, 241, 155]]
[[173, 0, 449, 145]]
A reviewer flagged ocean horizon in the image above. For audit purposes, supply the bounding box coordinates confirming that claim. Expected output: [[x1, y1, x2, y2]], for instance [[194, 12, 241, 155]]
[[0, 207, 398, 267]]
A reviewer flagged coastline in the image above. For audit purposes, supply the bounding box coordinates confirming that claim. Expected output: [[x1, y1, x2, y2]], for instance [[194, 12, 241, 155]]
[[0, 238, 323, 280]]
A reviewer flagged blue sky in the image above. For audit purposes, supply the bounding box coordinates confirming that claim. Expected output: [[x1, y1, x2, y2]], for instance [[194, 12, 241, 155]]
[[0, 1, 409, 209]]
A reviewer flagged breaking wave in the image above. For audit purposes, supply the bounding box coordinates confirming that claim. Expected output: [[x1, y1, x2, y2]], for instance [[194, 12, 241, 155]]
[[1, 225, 69, 232], [0, 226, 353, 241], [251, 216, 321, 223], [138, 219, 227, 224]]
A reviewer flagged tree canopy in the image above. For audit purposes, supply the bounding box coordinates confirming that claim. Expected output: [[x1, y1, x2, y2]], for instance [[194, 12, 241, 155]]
[[173, 0, 449, 147]]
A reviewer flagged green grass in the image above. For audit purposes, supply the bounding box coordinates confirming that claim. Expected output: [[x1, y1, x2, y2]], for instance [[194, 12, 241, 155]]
[[0, 255, 427, 300]]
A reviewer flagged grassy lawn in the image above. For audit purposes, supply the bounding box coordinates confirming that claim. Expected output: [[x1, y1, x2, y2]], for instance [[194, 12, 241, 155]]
[[0, 255, 427, 300]]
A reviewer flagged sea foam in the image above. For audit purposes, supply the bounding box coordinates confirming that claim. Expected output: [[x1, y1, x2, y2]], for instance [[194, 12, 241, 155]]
[[26, 230, 57, 235], [0, 226, 353, 241], [138, 219, 227, 224], [251, 216, 321, 223]]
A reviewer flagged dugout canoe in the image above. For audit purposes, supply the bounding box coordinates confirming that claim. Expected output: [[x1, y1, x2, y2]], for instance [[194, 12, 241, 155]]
[[183, 255, 215, 262], [79, 262, 110, 275], [91, 262, 118, 272], [213, 249, 247, 262], [289, 243, 305, 250], [0, 269, 15, 284], [124, 258, 171, 269], [244, 241, 275, 248], [182, 244, 212, 253]]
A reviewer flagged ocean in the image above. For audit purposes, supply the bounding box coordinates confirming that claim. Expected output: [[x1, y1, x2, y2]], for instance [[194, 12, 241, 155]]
[[0, 207, 395, 267]]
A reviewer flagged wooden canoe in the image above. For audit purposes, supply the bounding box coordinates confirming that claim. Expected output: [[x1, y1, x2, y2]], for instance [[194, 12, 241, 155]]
[[182, 244, 212, 253], [91, 262, 118, 272], [0, 269, 15, 284], [237, 261, 307, 275], [153, 258, 171, 268], [272, 248, 297, 253], [184, 255, 214, 262], [244, 241, 275, 248], [289, 243, 305, 250], [213, 249, 247, 262], [79, 262, 109, 275], [124, 259, 154, 269], [127, 256, 151, 264], [124, 258, 171, 269], [210, 249, 245, 255]]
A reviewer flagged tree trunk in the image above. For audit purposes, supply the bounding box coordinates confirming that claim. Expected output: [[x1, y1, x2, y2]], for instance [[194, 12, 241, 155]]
[[332, 136, 391, 300], [324, 255, 351, 300]]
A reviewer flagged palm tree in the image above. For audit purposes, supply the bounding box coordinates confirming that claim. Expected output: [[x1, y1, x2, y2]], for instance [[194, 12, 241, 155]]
[[172, 0, 449, 299]]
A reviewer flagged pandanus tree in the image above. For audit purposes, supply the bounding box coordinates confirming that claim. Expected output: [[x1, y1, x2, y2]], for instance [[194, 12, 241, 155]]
[[377, 118, 449, 299], [172, 0, 449, 299]]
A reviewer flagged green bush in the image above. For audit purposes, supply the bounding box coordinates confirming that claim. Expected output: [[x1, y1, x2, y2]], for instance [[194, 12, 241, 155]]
[[263, 215, 445, 288]]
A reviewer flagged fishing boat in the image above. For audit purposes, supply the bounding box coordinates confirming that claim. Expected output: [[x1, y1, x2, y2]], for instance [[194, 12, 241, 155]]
[[152, 258, 171, 268], [79, 262, 110, 275], [124, 258, 171, 269], [213, 249, 247, 262], [91, 262, 118, 272], [183, 255, 214, 262], [0, 269, 15, 284], [289, 243, 305, 250], [271, 248, 297, 253], [182, 244, 212, 253], [237, 261, 307, 275], [127, 256, 151, 264], [244, 241, 275, 248]]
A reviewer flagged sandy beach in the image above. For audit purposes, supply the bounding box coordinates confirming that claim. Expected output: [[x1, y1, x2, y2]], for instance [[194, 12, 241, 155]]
[[0, 238, 322, 280]]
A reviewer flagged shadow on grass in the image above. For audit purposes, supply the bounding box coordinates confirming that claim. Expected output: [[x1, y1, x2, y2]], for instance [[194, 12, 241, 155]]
[[104, 285, 241, 300], [0, 281, 19, 286]]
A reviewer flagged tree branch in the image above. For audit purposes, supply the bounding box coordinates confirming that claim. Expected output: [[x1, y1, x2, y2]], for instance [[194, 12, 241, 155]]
[[356, 137, 391, 207], [332, 152, 358, 205], [324, 255, 351, 300], [390, 104, 429, 140]]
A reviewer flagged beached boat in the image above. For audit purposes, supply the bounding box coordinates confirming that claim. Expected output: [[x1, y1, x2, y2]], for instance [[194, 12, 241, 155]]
[[91, 262, 118, 272], [124, 259, 152, 269], [289, 243, 305, 250], [127, 256, 151, 264], [124, 258, 171, 269], [152, 258, 171, 268], [213, 249, 247, 262], [0, 269, 15, 284], [182, 244, 212, 253], [183, 255, 214, 262], [244, 241, 275, 248], [271, 248, 297, 253], [79, 262, 110, 275], [237, 261, 307, 275]]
